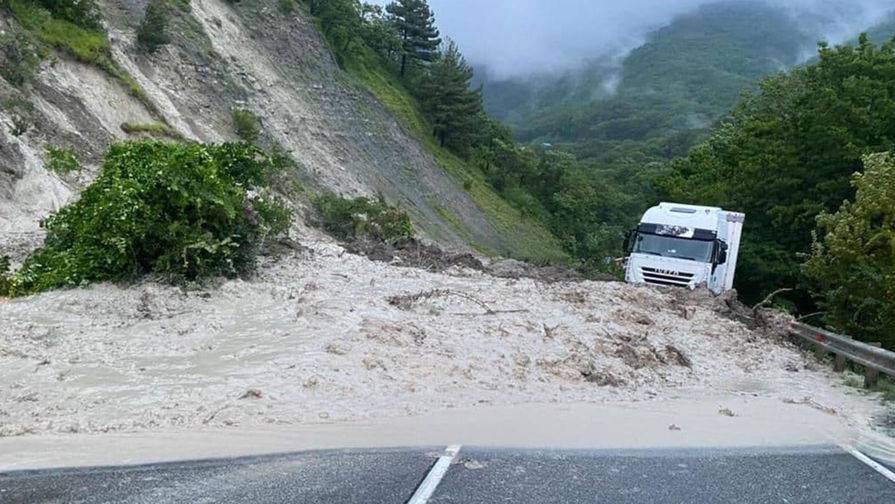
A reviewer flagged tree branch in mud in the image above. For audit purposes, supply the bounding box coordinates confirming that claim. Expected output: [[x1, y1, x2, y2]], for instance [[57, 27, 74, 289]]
[[752, 288, 794, 313], [202, 405, 232, 425], [388, 289, 528, 316], [796, 311, 825, 322]]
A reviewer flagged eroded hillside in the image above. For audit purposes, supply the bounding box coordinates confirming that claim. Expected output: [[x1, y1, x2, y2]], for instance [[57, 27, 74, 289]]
[[0, 0, 563, 263]]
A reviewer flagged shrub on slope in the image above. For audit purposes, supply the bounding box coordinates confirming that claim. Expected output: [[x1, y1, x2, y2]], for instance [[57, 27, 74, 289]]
[[314, 193, 413, 245], [1, 141, 290, 296]]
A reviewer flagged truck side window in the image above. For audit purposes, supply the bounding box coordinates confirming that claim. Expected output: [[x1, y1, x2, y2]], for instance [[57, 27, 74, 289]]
[[715, 241, 729, 265], [623, 230, 636, 254]]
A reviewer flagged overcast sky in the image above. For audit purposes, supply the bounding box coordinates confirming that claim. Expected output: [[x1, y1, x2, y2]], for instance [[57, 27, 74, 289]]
[[384, 0, 895, 78]]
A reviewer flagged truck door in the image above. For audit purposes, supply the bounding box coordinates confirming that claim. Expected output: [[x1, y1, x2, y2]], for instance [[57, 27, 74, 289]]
[[709, 241, 729, 294]]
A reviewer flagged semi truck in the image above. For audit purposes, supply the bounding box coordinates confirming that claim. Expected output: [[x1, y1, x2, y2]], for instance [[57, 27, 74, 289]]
[[623, 203, 745, 294]]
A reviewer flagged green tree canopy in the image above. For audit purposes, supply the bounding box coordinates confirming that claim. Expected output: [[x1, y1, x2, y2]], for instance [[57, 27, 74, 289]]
[[310, 0, 363, 62], [136, 0, 171, 54], [805, 152, 895, 348], [659, 35, 895, 303], [36, 0, 103, 29], [418, 40, 482, 153], [359, 3, 401, 63], [385, 0, 440, 76]]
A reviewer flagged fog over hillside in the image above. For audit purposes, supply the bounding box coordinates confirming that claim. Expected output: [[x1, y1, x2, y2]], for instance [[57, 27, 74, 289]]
[[416, 0, 895, 78]]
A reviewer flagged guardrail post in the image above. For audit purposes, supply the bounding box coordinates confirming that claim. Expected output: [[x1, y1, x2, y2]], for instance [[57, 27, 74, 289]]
[[789, 323, 895, 385], [835, 331, 851, 372], [833, 353, 847, 372], [814, 345, 828, 362], [865, 342, 882, 389]]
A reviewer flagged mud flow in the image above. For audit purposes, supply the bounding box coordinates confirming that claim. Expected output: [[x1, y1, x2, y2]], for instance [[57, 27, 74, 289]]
[[0, 239, 884, 442]]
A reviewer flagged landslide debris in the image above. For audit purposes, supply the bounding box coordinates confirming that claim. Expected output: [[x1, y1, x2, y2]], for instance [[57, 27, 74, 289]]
[[346, 237, 589, 284], [0, 239, 849, 437]]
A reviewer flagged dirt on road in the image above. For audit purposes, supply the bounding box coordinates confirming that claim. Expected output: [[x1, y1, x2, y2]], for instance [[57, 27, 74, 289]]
[[0, 235, 886, 441]]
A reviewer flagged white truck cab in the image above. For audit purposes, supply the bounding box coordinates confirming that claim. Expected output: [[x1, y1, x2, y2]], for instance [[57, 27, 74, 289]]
[[623, 203, 745, 294]]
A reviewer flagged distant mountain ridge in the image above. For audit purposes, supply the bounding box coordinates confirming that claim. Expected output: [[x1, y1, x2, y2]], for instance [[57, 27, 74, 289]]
[[479, 1, 894, 164]]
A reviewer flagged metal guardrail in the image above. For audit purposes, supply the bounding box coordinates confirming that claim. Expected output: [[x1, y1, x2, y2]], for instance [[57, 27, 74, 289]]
[[789, 322, 895, 388]]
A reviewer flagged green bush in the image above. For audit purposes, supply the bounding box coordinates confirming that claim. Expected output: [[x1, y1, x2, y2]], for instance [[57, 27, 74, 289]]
[[45, 145, 80, 173], [231, 107, 261, 143], [2, 141, 291, 296], [805, 152, 895, 349], [136, 0, 171, 53], [0, 256, 12, 296], [314, 193, 413, 244], [36, 0, 103, 29], [0, 31, 41, 86]]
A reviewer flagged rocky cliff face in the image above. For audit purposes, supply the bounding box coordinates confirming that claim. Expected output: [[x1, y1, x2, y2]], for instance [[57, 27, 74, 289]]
[[1, 0, 557, 262]]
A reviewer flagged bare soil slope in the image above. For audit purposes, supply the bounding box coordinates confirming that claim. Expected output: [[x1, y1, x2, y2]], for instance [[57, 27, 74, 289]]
[[0, 0, 560, 263]]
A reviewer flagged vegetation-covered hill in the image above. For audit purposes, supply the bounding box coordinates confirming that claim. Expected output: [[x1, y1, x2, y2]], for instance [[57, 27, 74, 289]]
[[482, 1, 815, 163]]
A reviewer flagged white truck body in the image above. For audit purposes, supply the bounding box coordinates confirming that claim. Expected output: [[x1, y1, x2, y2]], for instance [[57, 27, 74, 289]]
[[624, 203, 745, 294]]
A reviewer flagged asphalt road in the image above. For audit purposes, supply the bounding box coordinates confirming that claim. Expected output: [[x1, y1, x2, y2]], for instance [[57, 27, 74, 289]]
[[1, 445, 894, 503]]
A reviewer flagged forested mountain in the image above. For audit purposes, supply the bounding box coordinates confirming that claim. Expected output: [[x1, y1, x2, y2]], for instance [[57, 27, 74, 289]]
[[481, 2, 815, 163]]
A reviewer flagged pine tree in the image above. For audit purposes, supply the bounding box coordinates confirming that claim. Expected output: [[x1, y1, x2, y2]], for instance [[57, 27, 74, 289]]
[[385, 0, 440, 76], [419, 40, 482, 153]]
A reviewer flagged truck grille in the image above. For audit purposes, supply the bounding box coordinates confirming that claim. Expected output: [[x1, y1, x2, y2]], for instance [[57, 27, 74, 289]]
[[640, 267, 695, 287]]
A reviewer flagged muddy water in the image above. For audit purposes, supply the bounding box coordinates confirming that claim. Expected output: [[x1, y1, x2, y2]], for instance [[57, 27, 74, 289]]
[[0, 395, 875, 471], [0, 241, 888, 463]]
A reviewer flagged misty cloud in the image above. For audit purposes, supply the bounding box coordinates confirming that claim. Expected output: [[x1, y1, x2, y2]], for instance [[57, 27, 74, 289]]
[[408, 0, 895, 78]]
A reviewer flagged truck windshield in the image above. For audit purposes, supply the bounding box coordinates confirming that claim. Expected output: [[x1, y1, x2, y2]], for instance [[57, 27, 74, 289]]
[[633, 233, 714, 262]]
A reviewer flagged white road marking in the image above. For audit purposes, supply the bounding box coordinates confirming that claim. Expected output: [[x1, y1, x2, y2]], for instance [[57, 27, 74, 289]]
[[407, 444, 461, 504], [842, 445, 895, 484]]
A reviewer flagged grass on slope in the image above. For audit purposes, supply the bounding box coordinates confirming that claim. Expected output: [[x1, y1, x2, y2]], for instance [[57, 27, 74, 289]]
[[8, 0, 108, 62], [339, 47, 568, 264], [8, 0, 160, 116]]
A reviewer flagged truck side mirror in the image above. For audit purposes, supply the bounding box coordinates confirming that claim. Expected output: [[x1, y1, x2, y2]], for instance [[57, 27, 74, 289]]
[[623, 230, 634, 254], [717, 241, 729, 264]]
